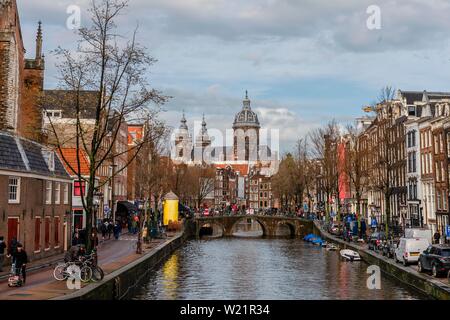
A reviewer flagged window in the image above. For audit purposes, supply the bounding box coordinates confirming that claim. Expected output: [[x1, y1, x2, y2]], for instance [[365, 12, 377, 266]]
[[63, 183, 69, 204], [8, 177, 20, 204], [74, 181, 86, 197], [54, 182, 60, 204], [35, 217, 41, 252], [54, 217, 60, 247], [45, 217, 50, 250], [42, 150, 55, 172], [45, 181, 52, 204]]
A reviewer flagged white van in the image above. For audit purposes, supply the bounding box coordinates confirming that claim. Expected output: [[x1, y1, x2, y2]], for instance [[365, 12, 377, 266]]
[[404, 228, 432, 245], [394, 238, 430, 266]]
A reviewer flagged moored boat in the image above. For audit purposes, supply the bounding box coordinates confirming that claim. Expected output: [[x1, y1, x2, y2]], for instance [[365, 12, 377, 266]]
[[340, 249, 361, 261]]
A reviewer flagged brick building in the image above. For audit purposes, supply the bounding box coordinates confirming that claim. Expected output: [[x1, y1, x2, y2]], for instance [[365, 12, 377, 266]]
[[0, 0, 45, 141], [0, 132, 72, 262]]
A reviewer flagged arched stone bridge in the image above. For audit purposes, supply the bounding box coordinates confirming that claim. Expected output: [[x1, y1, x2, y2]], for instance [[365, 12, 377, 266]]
[[194, 215, 313, 238]]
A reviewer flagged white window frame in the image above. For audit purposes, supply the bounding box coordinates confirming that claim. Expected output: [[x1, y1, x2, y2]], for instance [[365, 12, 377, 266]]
[[55, 182, 61, 204], [8, 176, 21, 204], [63, 183, 69, 204], [45, 180, 52, 204]]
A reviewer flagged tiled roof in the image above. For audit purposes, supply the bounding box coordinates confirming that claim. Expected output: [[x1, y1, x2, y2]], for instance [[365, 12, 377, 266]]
[[43, 90, 99, 119], [215, 163, 249, 175], [0, 132, 71, 179], [58, 148, 90, 176]]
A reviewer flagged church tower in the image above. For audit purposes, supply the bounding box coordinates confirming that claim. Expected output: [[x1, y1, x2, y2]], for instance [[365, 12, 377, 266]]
[[194, 114, 212, 163], [174, 111, 193, 163], [233, 91, 260, 161], [20, 21, 46, 142], [0, 1, 45, 141], [0, 0, 25, 132]]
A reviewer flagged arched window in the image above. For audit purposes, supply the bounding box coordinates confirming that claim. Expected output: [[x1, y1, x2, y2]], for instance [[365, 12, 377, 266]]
[[179, 149, 183, 157]]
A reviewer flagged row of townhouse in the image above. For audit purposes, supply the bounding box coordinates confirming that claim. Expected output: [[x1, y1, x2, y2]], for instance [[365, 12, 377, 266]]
[[0, 1, 145, 262], [356, 90, 450, 240]]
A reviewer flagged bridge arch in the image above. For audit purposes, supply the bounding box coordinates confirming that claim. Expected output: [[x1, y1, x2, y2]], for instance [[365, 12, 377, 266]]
[[228, 216, 268, 237], [274, 221, 296, 238], [198, 221, 225, 238]]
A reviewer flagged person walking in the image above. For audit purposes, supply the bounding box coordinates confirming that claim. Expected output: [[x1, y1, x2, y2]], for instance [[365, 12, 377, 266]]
[[434, 231, 441, 244], [0, 236, 6, 272], [107, 220, 113, 239], [113, 221, 121, 240], [100, 221, 107, 241], [9, 244, 27, 284], [91, 228, 99, 248]]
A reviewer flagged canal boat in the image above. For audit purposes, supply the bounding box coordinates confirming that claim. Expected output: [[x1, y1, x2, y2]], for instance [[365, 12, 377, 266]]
[[340, 249, 361, 261], [326, 243, 338, 251]]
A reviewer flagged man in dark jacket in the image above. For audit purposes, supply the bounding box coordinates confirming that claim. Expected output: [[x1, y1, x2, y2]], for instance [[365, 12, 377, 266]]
[[10, 243, 27, 284]]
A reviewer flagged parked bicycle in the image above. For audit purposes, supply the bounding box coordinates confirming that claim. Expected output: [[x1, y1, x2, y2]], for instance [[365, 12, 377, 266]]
[[53, 250, 104, 283]]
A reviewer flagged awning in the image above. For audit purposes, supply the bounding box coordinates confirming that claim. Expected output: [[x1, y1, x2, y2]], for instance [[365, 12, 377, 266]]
[[117, 201, 139, 215]]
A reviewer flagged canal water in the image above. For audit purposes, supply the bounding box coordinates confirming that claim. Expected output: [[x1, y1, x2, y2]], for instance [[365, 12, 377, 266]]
[[132, 238, 425, 300]]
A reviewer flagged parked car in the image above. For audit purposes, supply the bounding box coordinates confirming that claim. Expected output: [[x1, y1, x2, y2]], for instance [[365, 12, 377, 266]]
[[368, 232, 387, 251], [394, 237, 430, 266], [418, 245, 450, 278]]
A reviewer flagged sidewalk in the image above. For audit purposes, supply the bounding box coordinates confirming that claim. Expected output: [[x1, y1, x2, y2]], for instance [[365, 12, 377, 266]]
[[0, 232, 178, 300], [0, 231, 130, 281], [315, 221, 450, 290]]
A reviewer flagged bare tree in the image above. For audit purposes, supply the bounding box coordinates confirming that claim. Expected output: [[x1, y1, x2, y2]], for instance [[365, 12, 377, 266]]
[[187, 165, 216, 209], [44, 0, 167, 251], [309, 120, 341, 222], [344, 124, 369, 222]]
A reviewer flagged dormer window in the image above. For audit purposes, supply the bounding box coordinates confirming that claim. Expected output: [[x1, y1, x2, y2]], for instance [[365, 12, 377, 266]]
[[408, 105, 416, 116], [45, 110, 62, 119], [42, 149, 55, 172]]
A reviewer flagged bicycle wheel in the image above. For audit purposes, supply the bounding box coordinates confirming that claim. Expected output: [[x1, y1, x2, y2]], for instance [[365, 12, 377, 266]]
[[53, 263, 68, 281], [91, 266, 104, 282], [80, 265, 93, 283]]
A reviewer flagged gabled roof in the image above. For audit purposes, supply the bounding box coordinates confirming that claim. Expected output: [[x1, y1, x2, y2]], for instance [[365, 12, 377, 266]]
[[0, 131, 70, 179], [43, 90, 100, 119], [215, 163, 249, 175], [58, 148, 90, 176]]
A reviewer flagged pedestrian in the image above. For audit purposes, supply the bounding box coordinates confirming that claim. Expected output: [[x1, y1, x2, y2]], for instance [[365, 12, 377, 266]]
[[91, 228, 99, 248], [131, 218, 137, 235], [72, 229, 82, 246], [8, 237, 18, 265], [113, 221, 121, 240], [107, 220, 113, 239], [9, 243, 27, 284], [101, 221, 108, 241], [0, 236, 6, 272], [434, 231, 441, 244]]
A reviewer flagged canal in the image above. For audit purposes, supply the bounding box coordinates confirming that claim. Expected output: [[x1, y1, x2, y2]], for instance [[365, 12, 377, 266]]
[[132, 238, 426, 300]]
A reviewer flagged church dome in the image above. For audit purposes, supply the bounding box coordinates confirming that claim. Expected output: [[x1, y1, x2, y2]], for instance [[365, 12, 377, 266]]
[[233, 91, 260, 129]]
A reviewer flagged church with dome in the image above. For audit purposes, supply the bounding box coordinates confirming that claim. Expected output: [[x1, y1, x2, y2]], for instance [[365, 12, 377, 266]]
[[172, 92, 279, 176]]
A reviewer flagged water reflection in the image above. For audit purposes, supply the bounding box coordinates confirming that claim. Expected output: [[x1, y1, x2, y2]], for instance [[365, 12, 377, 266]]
[[232, 218, 263, 237], [161, 255, 179, 299], [133, 238, 425, 300]]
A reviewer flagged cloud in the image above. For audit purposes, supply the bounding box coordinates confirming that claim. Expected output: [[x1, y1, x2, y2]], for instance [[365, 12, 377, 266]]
[[15, 0, 450, 152]]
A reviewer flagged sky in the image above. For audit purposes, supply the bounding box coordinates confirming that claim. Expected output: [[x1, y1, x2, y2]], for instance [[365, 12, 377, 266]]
[[16, 0, 450, 154]]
